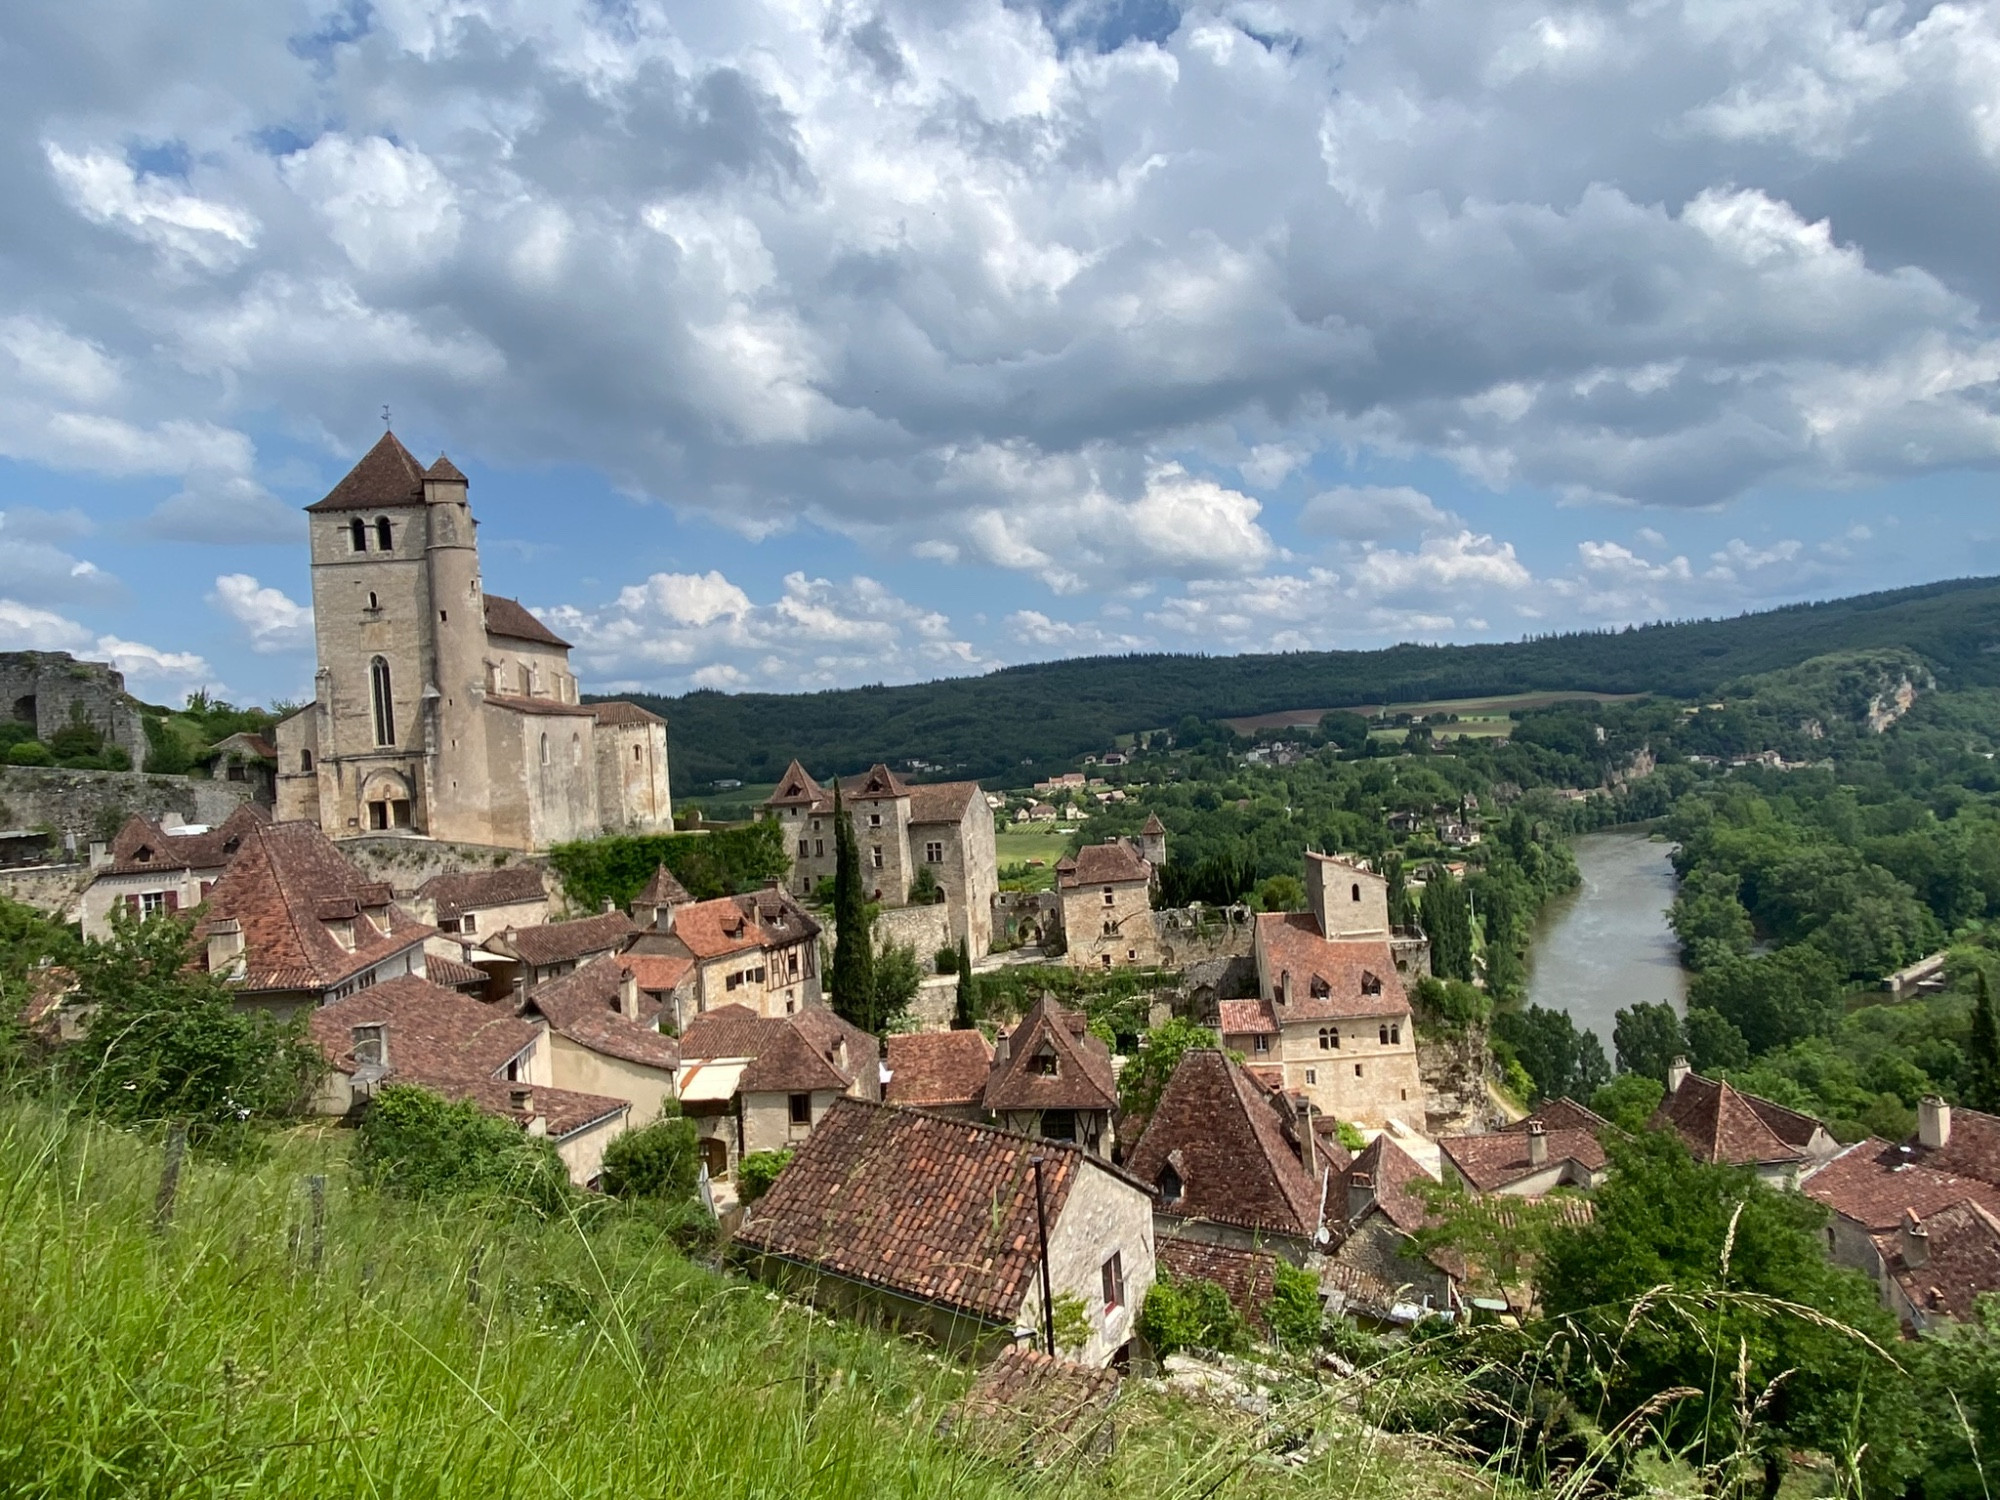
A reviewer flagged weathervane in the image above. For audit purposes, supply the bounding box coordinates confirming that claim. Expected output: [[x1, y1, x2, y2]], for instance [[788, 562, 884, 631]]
[[381, 403, 392, 428]]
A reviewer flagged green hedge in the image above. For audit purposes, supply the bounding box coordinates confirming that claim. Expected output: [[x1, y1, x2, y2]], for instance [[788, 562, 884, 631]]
[[548, 822, 791, 910]]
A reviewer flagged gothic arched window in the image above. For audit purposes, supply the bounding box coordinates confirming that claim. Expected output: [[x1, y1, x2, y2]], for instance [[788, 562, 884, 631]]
[[369, 656, 395, 746], [375, 516, 393, 550], [1319, 1025, 1340, 1050]]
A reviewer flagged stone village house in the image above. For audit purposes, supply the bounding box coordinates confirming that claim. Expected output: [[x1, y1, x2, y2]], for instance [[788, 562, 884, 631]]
[[274, 432, 670, 851], [623, 876, 823, 1029], [674, 1003, 881, 1180], [1055, 815, 1167, 971], [763, 761, 999, 958], [80, 804, 269, 941], [1652, 1057, 1840, 1188], [517, 954, 682, 1128], [734, 1098, 1156, 1368], [984, 996, 1120, 1158], [1439, 1099, 1611, 1197]]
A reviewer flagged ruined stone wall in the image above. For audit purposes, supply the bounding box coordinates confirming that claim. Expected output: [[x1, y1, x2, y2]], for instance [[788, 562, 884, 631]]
[[0, 861, 91, 920], [0, 652, 149, 769], [0, 765, 252, 845], [335, 835, 541, 898], [1150, 904, 1255, 967], [991, 890, 1061, 950]]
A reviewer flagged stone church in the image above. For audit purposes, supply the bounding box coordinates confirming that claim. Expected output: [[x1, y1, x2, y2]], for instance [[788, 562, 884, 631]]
[[274, 432, 671, 851]]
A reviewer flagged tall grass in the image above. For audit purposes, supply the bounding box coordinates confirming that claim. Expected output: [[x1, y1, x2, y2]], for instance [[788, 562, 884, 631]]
[[0, 1103, 1469, 1500]]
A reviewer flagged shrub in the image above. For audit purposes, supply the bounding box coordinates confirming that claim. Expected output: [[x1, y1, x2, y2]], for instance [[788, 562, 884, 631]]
[[1413, 975, 1490, 1032], [1138, 1275, 1248, 1357], [1051, 1291, 1092, 1355], [600, 1112, 699, 1202], [1266, 1260, 1323, 1352], [356, 1084, 571, 1216], [933, 945, 959, 975], [736, 1148, 793, 1203], [1334, 1119, 1366, 1152], [5, 741, 54, 767]]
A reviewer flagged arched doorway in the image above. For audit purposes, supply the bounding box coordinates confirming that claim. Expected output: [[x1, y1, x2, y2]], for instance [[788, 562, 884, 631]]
[[360, 769, 414, 831], [699, 1136, 729, 1181]]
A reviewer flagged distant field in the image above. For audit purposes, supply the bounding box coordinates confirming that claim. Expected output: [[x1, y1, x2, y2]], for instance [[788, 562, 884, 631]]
[[1368, 716, 1518, 743], [677, 780, 777, 814], [995, 824, 1075, 889], [1227, 690, 1648, 734]]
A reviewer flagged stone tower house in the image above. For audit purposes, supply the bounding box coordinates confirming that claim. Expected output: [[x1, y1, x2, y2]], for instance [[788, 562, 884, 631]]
[[274, 433, 672, 850]]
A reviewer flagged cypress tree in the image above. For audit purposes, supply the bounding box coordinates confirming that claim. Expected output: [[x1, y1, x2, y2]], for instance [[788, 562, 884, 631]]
[[953, 939, 976, 1030], [830, 783, 875, 1031], [1971, 969, 2000, 1112], [1421, 871, 1474, 983]]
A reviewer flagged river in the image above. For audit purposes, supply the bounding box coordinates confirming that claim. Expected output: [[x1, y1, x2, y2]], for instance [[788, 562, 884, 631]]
[[1524, 826, 1687, 1051]]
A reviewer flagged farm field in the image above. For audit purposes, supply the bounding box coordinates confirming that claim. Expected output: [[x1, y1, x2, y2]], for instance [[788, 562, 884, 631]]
[[994, 824, 1076, 889], [1226, 689, 1647, 734]]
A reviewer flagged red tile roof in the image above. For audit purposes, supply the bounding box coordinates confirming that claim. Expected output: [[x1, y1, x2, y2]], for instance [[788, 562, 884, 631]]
[[679, 1003, 769, 1058], [625, 953, 694, 995], [886, 1030, 995, 1108], [484, 693, 596, 718], [418, 865, 546, 920], [522, 955, 679, 1070], [846, 764, 910, 799], [304, 431, 429, 511], [1217, 998, 1277, 1036], [1651, 1074, 1813, 1167], [1139, 813, 1166, 836], [984, 997, 1118, 1114], [106, 803, 267, 876], [634, 865, 692, 908], [588, 700, 663, 727], [1256, 914, 1411, 1021], [1057, 841, 1151, 890], [1499, 1098, 1609, 1134], [1903, 1105, 2000, 1186], [1156, 1237, 1278, 1330], [908, 781, 984, 824], [424, 954, 490, 989], [311, 974, 537, 1087], [734, 1099, 1099, 1322], [423, 453, 466, 482], [1439, 1127, 1606, 1192], [1125, 1049, 1323, 1239], [1876, 1199, 2000, 1324], [764, 760, 825, 807], [1804, 1137, 2000, 1230], [495, 911, 637, 969], [198, 820, 430, 993], [1345, 1134, 1435, 1234], [946, 1344, 1123, 1464], [677, 1005, 876, 1093], [483, 593, 571, 648], [741, 1023, 852, 1093], [669, 889, 819, 962]]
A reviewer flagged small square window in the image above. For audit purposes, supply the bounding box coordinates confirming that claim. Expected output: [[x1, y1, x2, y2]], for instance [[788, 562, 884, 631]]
[[870, 846, 884, 869], [1101, 1251, 1124, 1311], [788, 1093, 812, 1125], [1252, 1035, 1269, 1054], [1305, 1068, 1317, 1085]]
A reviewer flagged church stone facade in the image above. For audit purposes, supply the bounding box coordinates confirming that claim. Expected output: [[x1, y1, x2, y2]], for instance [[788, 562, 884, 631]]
[[275, 433, 671, 851]]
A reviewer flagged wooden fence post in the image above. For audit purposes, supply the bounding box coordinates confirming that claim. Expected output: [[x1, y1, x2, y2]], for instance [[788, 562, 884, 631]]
[[307, 1174, 326, 1272], [153, 1124, 188, 1233]]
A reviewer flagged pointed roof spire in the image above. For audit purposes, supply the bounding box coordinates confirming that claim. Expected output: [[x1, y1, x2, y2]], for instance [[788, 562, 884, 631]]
[[764, 760, 825, 807], [424, 453, 467, 483], [306, 430, 429, 512]]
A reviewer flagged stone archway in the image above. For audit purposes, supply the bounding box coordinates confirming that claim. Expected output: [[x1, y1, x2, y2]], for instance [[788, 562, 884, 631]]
[[699, 1136, 729, 1181], [359, 769, 415, 831]]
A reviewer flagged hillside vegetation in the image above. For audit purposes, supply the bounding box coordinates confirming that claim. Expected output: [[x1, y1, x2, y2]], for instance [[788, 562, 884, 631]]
[[609, 576, 2000, 790]]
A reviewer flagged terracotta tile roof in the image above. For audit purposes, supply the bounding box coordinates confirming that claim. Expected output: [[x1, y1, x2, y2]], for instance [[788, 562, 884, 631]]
[[418, 865, 546, 921], [734, 1099, 1097, 1322], [634, 865, 692, 908], [211, 731, 277, 758], [1139, 813, 1166, 836], [311, 974, 537, 1087], [846, 764, 910, 799], [483, 593, 571, 648], [1257, 915, 1411, 1021], [946, 1344, 1122, 1465], [1345, 1134, 1435, 1234], [304, 431, 428, 511], [669, 889, 819, 962], [198, 820, 430, 993], [1057, 841, 1152, 889], [424, 955, 490, 989], [1876, 1199, 2000, 1324], [424, 453, 466, 482], [484, 693, 596, 718], [522, 955, 679, 1070], [984, 997, 1118, 1114], [106, 803, 267, 876], [588, 700, 663, 727], [679, 1003, 768, 1058], [764, 760, 825, 807], [1651, 1074, 1808, 1167], [494, 911, 637, 970], [625, 953, 693, 995], [1217, 998, 1278, 1036], [467, 1079, 628, 1139], [741, 1023, 853, 1093], [1903, 1106, 2000, 1186], [1439, 1128, 1606, 1192], [1803, 1137, 2000, 1230], [1156, 1237, 1278, 1330], [1125, 1049, 1324, 1239], [885, 1031, 994, 1108], [908, 780, 984, 824], [1499, 1098, 1609, 1134], [18, 965, 76, 1036]]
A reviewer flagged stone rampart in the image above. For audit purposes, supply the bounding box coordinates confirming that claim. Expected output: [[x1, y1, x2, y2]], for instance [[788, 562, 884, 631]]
[[816, 902, 954, 964], [0, 652, 149, 769], [0, 862, 91, 920], [0, 766, 252, 844], [1150, 904, 1255, 967], [335, 835, 544, 900]]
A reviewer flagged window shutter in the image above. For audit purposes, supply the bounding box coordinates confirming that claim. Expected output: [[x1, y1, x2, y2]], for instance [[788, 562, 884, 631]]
[[163, 890, 180, 913], [125, 894, 140, 915]]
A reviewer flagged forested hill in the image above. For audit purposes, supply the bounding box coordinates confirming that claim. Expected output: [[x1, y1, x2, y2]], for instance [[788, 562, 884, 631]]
[[605, 575, 2000, 790]]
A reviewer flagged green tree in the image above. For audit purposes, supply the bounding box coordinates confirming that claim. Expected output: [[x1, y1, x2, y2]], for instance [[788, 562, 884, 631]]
[[952, 939, 975, 1030], [736, 1148, 793, 1203], [63, 910, 322, 1136], [1684, 1006, 1750, 1072], [356, 1084, 570, 1215], [1118, 1018, 1219, 1118], [1589, 1072, 1663, 1133], [829, 784, 875, 1031], [870, 941, 922, 1032], [1688, 946, 1845, 1058], [1138, 1276, 1248, 1356], [1493, 1005, 1609, 1104], [1538, 1130, 1912, 1494], [1256, 873, 1304, 913], [1265, 1259, 1323, 1352], [599, 1110, 698, 1202], [1612, 1000, 1685, 1083], [1421, 871, 1474, 982], [1968, 969, 2000, 1113]]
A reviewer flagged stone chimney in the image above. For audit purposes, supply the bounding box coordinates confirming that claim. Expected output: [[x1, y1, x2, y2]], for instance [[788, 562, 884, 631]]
[[619, 966, 639, 1020], [1527, 1119, 1549, 1168], [994, 1029, 1011, 1067], [1295, 1097, 1317, 1179], [88, 840, 110, 871], [601, 898, 615, 915], [510, 1086, 547, 1137], [1666, 1055, 1692, 1095], [206, 918, 245, 975], [512, 971, 527, 1008], [1901, 1207, 1929, 1269], [1919, 1095, 1951, 1150]]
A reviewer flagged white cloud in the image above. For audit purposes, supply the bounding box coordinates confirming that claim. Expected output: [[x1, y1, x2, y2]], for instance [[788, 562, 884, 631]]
[[44, 144, 258, 271], [0, 599, 94, 653], [1299, 486, 1455, 540], [280, 136, 462, 276], [209, 574, 314, 653], [0, 599, 214, 693]]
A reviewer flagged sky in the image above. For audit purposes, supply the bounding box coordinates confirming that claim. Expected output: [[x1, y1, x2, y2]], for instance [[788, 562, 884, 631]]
[[2, 0, 1998, 710]]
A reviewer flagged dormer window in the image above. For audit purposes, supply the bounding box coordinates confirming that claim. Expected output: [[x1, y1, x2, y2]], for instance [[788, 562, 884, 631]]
[[1361, 971, 1383, 996], [1310, 975, 1331, 998], [1157, 1164, 1183, 1204], [134, 846, 152, 862], [1034, 1050, 1059, 1077]]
